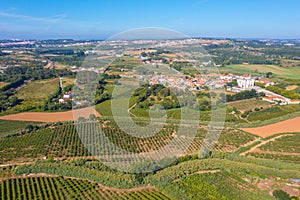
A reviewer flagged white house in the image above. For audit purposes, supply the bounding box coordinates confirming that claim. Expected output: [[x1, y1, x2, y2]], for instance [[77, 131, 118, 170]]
[[237, 76, 255, 90], [287, 99, 300, 105]]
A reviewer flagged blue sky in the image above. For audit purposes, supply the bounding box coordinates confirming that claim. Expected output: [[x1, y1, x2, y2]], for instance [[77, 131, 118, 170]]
[[0, 0, 299, 39]]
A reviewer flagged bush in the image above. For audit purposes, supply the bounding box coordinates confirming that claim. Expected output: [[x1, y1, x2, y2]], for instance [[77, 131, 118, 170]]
[[273, 190, 290, 200]]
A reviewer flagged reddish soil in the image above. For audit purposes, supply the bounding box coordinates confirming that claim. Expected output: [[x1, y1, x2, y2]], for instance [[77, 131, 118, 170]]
[[241, 116, 300, 138], [0, 107, 100, 122]]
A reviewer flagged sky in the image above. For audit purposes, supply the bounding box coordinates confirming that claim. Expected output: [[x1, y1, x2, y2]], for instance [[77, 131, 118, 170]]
[[0, 0, 300, 39]]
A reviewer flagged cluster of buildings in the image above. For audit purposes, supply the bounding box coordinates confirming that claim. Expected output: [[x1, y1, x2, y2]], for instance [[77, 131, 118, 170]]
[[255, 87, 300, 105], [262, 96, 300, 105], [58, 91, 90, 106], [148, 73, 300, 105], [148, 73, 269, 92], [58, 91, 74, 103], [149, 74, 206, 91]]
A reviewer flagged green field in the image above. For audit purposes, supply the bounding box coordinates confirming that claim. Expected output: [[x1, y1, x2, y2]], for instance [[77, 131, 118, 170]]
[[61, 77, 75, 87], [95, 100, 113, 117], [247, 104, 300, 122], [16, 79, 58, 102], [0, 120, 41, 137], [8, 78, 59, 113], [227, 98, 271, 112], [220, 64, 300, 79]]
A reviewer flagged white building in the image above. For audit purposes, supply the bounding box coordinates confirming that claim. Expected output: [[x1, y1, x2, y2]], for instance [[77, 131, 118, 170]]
[[237, 76, 254, 90]]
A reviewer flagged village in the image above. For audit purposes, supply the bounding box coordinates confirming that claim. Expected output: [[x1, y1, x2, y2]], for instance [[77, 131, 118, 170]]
[[148, 73, 300, 105]]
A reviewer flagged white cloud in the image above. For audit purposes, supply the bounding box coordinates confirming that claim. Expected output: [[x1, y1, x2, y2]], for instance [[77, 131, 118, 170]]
[[0, 10, 66, 23]]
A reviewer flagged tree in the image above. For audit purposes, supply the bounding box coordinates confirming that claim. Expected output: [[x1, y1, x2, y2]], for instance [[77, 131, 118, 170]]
[[273, 190, 290, 200], [25, 125, 34, 132], [266, 72, 273, 78]]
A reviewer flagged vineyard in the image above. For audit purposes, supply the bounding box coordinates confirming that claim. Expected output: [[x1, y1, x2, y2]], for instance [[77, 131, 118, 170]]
[[166, 172, 272, 200], [247, 133, 300, 163], [0, 123, 91, 163], [247, 104, 300, 122], [0, 121, 259, 163], [13, 155, 300, 198], [0, 176, 171, 200], [259, 134, 300, 153], [145, 156, 300, 199]]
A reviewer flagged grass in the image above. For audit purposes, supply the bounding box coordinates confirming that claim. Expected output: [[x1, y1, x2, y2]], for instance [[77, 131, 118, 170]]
[[227, 98, 271, 112], [109, 56, 142, 70], [95, 100, 113, 117], [219, 64, 300, 79], [247, 104, 300, 122], [281, 58, 300, 67], [17, 78, 58, 101], [235, 109, 300, 128], [0, 120, 41, 137], [54, 62, 69, 69], [104, 84, 115, 94], [61, 77, 75, 87], [9, 78, 59, 113]]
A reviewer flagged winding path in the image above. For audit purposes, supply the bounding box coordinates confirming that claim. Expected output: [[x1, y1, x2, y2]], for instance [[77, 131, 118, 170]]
[[240, 134, 293, 156]]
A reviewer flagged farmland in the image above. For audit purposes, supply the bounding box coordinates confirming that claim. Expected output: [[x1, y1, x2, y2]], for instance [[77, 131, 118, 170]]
[[167, 172, 272, 199], [11, 155, 300, 199], [0, 120, 41, 136], [145, 157, 300, 199], [0, 107, 100, 122], [61, 77, 75, 87], [219, 64, 300, 79], [241, 116, 300, 137], [0, 121, 259, 163], [0, 176, 171, 200], [246, 133, 300, 163], [242, 104, 300, 124], [259, 134, 300, 154], [7, 78, 59, 113], [227, 98, 271, 112], [0, 123, 90, 163], [1, 37, 300, 199]]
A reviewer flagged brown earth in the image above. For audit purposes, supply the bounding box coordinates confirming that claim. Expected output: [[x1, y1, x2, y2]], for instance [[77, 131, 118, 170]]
[[286, 85, 298, 91], [0, 107, 100, 122], [241, 116, 300, 138]]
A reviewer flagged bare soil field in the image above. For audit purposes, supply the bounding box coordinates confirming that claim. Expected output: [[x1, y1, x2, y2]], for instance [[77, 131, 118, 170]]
[[0, 107, 100, 122], [286, 85, 298, 91], [241, 116, 300, 137]]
